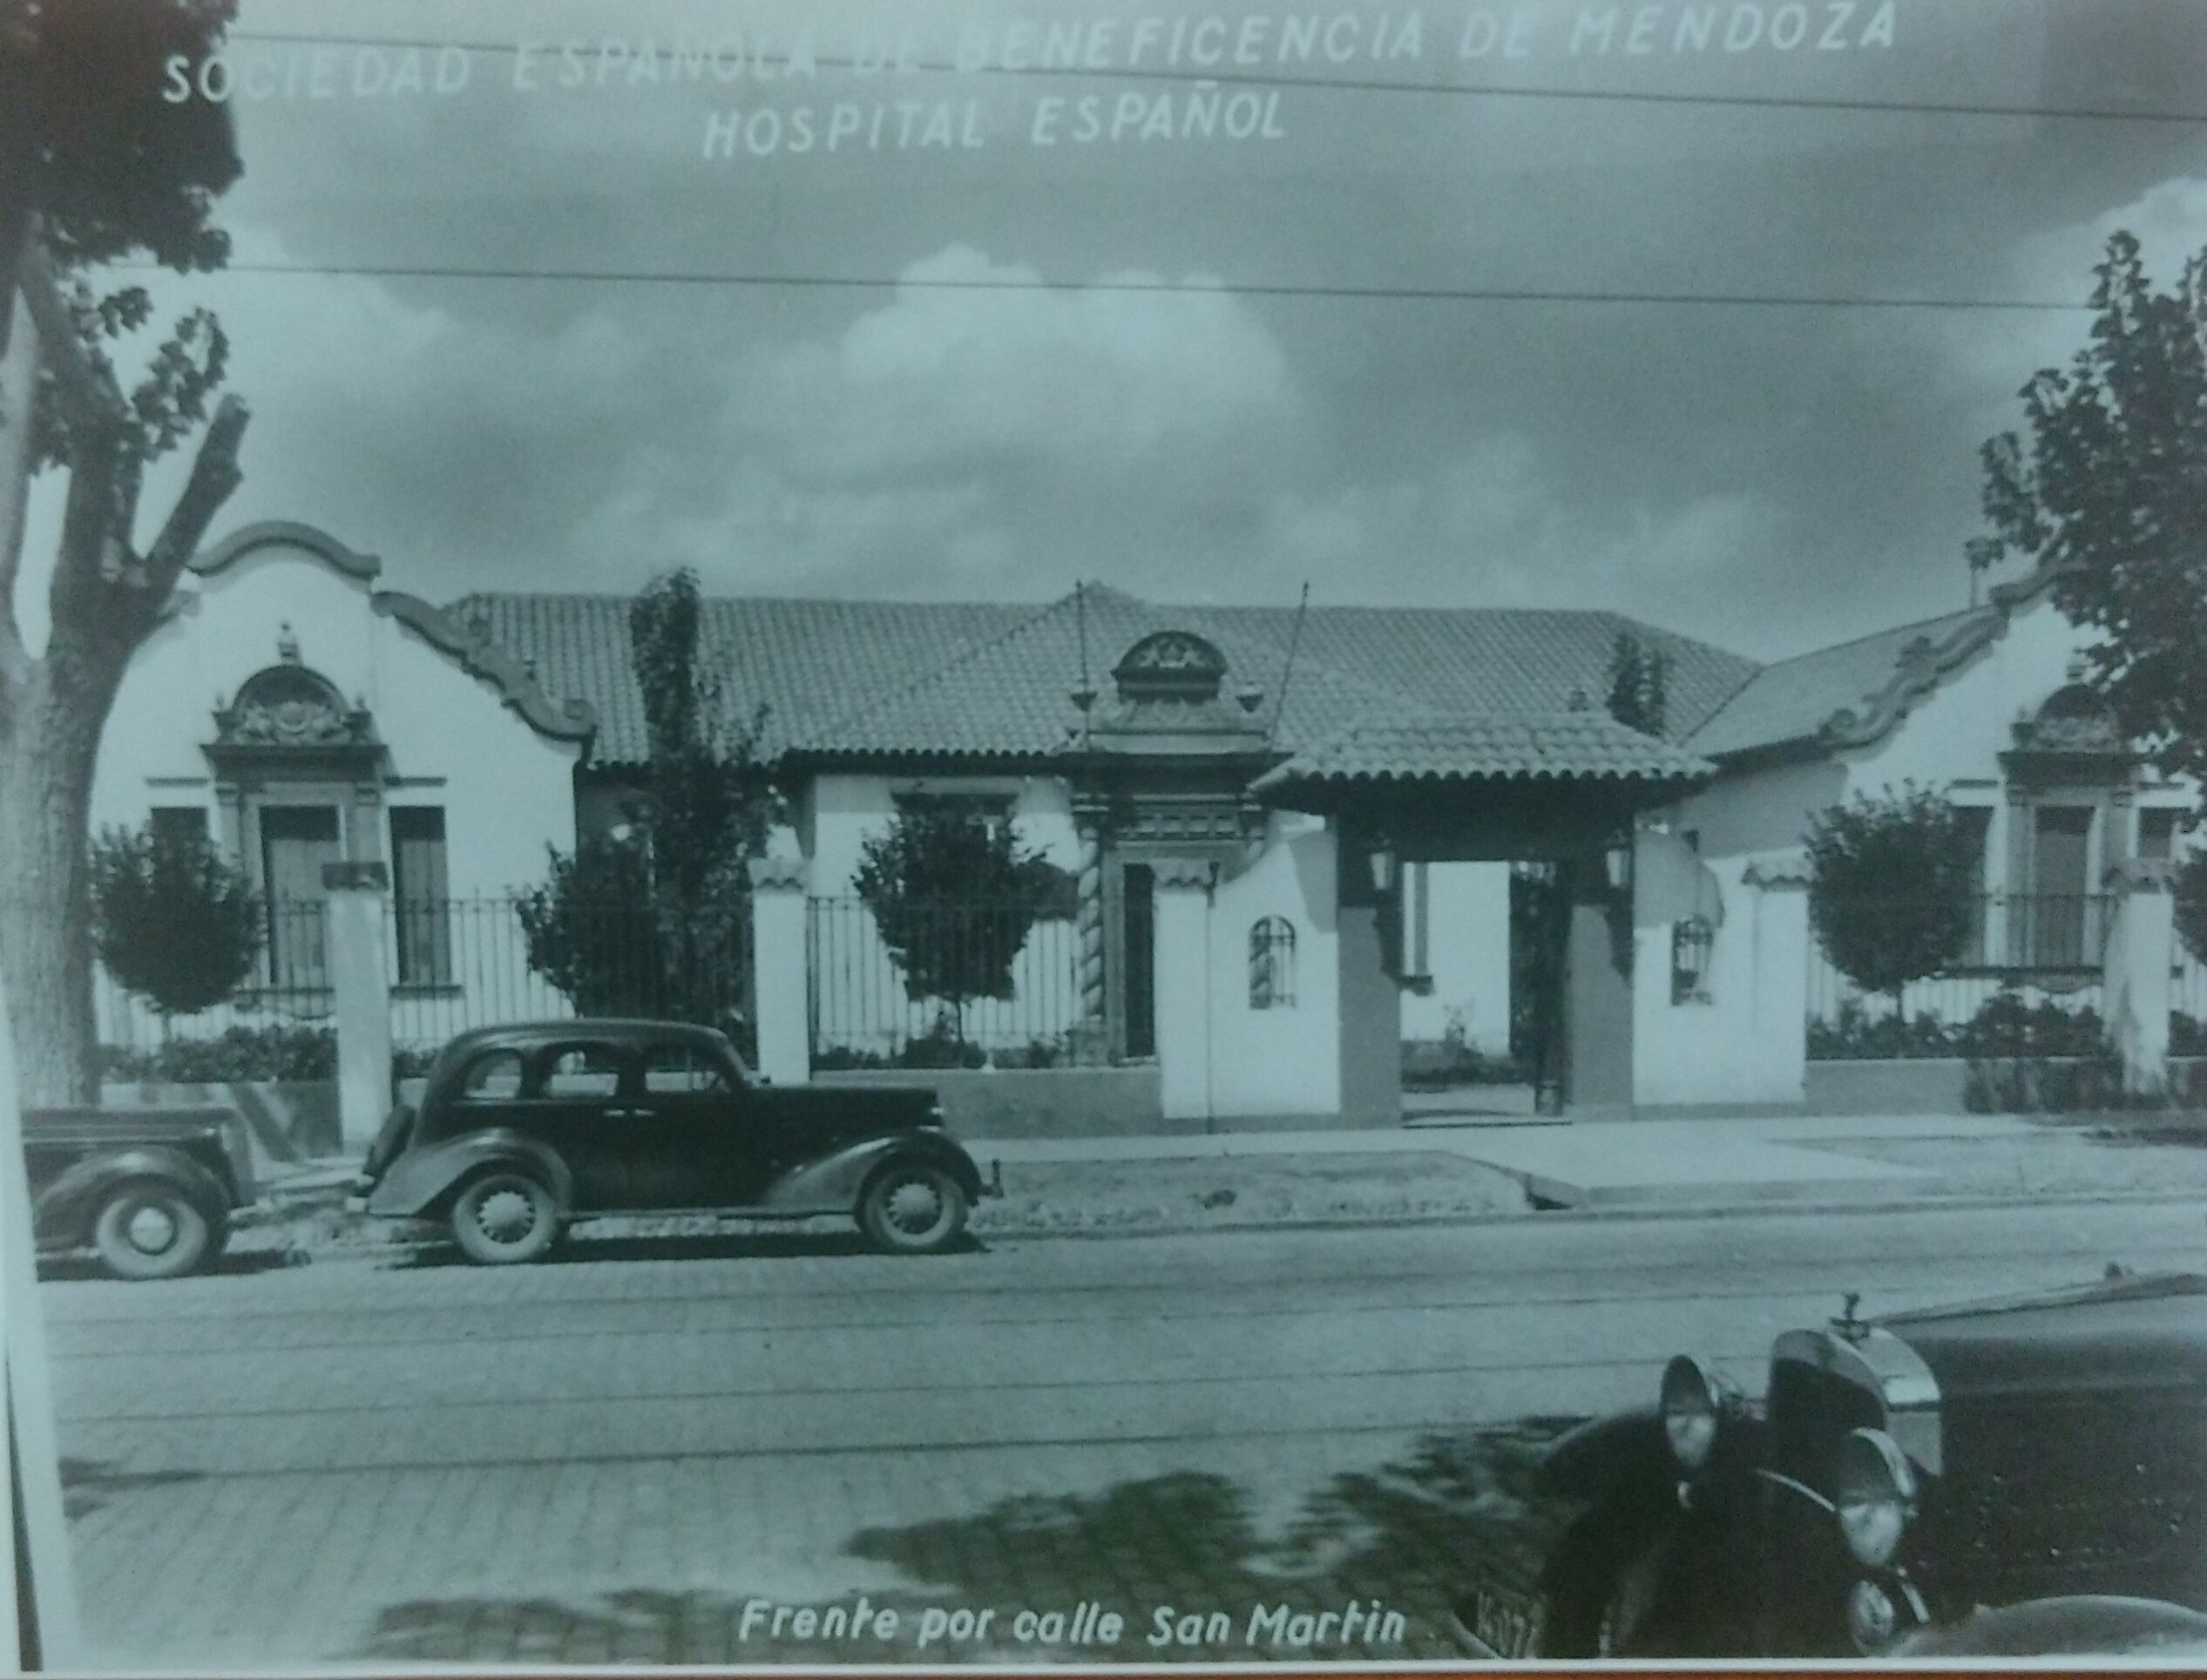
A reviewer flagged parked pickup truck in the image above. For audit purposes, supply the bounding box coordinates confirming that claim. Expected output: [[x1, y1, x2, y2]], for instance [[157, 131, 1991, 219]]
[[24, 1106, 253, 1280]]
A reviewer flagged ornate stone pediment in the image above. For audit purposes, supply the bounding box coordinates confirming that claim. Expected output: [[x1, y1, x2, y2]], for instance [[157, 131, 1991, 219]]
[[2001, 674, 2136, 786], [212, 664, 380, 753]]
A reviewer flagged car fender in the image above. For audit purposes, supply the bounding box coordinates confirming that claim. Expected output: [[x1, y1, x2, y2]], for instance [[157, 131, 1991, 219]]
[[1542, 1407, 1674, 1501], [365, 1129, 574, 1218], [35, 1146, 231, 1249], [1896, 1596, 2207, 1657], [759, 1135, 983, 1214]]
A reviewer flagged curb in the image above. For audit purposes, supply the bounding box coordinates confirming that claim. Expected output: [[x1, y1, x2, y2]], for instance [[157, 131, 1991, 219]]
[[225, 1182, 2207, 1267]]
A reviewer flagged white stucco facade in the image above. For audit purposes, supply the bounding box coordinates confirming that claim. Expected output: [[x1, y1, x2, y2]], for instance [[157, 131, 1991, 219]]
[[91, 527, 590, 1051]]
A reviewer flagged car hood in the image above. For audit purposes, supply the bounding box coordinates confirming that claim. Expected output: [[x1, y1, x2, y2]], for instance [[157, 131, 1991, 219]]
[[1880, 1272, 2207, 1397]]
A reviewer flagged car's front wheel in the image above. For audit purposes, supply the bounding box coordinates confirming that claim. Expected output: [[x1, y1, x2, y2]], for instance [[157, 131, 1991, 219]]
[[450, 1169, 559, 1265], [858, 1161, 969, 1255], [91, 1179, 214, 1281]]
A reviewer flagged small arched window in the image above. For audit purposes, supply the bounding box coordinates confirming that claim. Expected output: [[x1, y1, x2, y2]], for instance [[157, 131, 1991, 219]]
[[1249, 916, 1296, 1009]]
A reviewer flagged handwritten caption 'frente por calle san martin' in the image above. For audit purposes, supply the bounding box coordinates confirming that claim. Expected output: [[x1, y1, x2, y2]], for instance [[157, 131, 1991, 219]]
[[726, 1596, 1412, 1652], [159, 4, 1900, 157]]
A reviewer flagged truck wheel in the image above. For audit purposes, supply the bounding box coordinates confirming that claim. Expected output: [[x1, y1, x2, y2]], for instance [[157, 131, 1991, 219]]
[[450, 1169, 559, 1265], [858, 1162, 969, 1255], [91, 1180, 213, 1281]]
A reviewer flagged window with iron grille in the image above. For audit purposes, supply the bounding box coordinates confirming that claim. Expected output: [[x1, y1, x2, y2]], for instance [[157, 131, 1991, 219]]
[[390, 807, 453, 987], [1249, 916, 1296, 1009], [1671, 916, 1714, 1005]]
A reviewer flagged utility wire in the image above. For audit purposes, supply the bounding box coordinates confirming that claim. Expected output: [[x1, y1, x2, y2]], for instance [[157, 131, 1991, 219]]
[[114, 259, 2102, 312]]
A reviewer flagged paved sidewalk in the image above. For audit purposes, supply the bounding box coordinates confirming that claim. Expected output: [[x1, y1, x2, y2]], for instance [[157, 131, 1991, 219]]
[[968, 1110, 2155, 1212]]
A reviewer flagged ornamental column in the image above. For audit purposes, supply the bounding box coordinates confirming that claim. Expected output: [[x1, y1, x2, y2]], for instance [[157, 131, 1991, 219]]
[[1071, 799, 1109, 1064]]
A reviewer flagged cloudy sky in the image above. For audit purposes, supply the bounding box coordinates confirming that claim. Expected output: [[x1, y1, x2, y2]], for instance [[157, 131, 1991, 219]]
[[27, 0, 2207, 660]]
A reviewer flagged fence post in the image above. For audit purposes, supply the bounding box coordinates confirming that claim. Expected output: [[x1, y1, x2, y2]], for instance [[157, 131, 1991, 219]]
[[2102, 859, 2174, 1100], [748, 857, 811, 1086], [322, 861, 393, 1153]]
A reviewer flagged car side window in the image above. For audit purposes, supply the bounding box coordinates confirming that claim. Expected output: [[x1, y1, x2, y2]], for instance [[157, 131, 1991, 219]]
[[458, 1049, 525, 1100], [643, 1045, 732, 1094], [534, 1043, 625, 1100]]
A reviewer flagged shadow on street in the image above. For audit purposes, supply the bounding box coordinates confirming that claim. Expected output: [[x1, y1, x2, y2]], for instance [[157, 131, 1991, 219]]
[[350, 1421, 1580, 1665]]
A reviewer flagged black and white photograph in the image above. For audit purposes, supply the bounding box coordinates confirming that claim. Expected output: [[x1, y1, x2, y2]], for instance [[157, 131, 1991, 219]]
[[2, 0, 2206, 1667]]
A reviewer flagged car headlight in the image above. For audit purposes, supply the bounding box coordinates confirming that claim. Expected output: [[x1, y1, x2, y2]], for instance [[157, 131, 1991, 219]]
[[1833, 1427, 1917, 1567], [1659, 1354, 1729, 1471]]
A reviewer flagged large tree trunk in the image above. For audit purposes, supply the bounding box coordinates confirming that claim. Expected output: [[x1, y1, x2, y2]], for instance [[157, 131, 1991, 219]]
[[0, 661, 112, 1107]]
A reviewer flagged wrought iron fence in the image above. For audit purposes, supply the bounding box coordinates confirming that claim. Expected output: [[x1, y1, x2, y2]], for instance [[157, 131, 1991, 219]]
[[1806, 892, 2111, 1060], [95, 893, 751, 1063], [807, 895, 1083, 1068], [2176, 946, 2207, 1054]]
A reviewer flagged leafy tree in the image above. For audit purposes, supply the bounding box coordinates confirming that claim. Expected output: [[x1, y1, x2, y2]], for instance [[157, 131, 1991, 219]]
[[88, 821, 259, 1034], [1805, 787, 1981, 1017], [518, 570, 781, 1039], [854, 804, 1071, 1043], [1, 1, 249, 1102], [1605, 630, 1670, 737], [1968, 232, 2207, 803]]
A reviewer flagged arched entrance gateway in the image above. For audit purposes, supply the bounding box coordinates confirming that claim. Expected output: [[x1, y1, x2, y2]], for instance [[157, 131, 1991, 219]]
[[1244, 706, 1716, 1117], [1052, 621, 1715, 1121]]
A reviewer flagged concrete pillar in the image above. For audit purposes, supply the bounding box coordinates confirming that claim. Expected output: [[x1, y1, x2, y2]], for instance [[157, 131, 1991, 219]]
[[2102, 859, 2174, 1099], [1152, 861, 1215, 1125], [748, 857, 811, 1086], [1563, 856, 1634, 1110], [321, 861, 392, 1152], [1743, 859, 1811, 1108]]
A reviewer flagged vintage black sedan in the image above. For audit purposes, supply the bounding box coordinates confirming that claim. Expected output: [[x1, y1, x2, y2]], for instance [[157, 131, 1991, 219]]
[[1451, 1270, 2207, 1660], [352, 1020, 988, 1263]]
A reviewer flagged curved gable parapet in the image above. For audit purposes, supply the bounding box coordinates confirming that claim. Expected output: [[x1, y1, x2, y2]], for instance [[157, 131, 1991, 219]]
[[370, 592, 599, 745], [190, 520, 383, 584], [1817, 560, 2073, 754]]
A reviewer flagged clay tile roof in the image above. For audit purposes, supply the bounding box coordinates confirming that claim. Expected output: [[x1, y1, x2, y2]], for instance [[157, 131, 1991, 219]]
[[1250, 715, 1716, 794], [1683, 606, 1987, 759], [443, 593, 1038, 766], [447, 586, 1762, 769]]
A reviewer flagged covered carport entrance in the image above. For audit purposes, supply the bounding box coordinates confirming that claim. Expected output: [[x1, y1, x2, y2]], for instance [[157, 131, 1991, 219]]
[[1249, 712, 1716, 1119]]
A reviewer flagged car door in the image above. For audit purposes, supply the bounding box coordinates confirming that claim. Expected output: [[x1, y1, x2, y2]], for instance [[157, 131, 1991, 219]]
[[625, 1040, 766, 1209], [511, 1040, 634, 1210]]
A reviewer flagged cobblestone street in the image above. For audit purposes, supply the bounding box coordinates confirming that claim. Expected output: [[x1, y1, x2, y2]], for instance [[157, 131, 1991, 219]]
[[47, 1202, 2207, 1667]]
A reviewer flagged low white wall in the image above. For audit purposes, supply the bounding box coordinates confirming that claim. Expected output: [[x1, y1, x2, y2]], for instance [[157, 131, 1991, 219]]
[[1204, 815, 1341, 1118], [1632, 848, 1809, 1109]]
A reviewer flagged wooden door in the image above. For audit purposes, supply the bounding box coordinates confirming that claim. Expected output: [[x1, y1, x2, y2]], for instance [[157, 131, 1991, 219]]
[[259, 806, 341, 990]]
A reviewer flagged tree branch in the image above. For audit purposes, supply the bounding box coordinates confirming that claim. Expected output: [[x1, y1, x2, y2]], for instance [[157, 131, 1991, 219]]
[[17, 236, 125, 437], [0, 275, 39, 686], [142, 392, 247, 594]]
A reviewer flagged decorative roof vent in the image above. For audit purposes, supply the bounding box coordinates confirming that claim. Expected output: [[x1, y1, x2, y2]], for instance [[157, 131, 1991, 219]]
[[1112, 630, 1229, 704], [1070, 629, 1268, 760]]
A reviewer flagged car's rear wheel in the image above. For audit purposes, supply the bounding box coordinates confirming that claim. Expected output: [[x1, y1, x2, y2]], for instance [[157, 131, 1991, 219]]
[[91, 1179, 213, 1281], [858, 1161, 969, 1254], [450, 1169, 559, 1265]]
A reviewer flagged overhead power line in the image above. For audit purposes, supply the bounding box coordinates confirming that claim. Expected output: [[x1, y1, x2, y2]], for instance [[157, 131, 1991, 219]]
[[210, 28, 2207, 126], [122, 260, 2100, 312]]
